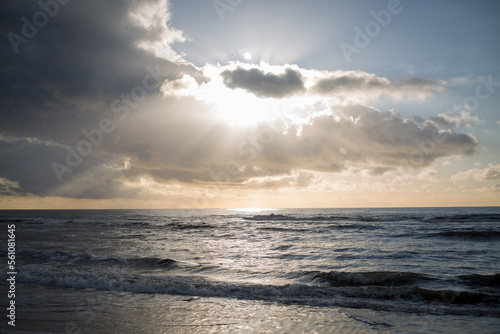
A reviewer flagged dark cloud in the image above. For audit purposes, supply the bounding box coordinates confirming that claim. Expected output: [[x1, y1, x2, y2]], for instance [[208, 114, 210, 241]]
[[396, 77, 437, 88], [0, 137, 128, 198], [314, 74, 388, 94], [313, 73, 440, 97], [0, 138, 72, 195], [221, 67, 305, 98], [0, 0, 204, 144]]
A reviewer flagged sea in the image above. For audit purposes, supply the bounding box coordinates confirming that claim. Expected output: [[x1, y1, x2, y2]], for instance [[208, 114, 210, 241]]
[[0, 207, 499, 333]]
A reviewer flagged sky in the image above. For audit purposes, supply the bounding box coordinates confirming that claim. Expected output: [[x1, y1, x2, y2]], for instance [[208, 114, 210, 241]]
[[0, 0, 499, 209]]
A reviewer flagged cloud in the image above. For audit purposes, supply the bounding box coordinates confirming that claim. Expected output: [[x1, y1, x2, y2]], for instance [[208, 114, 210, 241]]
[[447, 75, 472, 85], [0, 69, 480, 201], [0, 1, 483, 201], [0, 0, 204, 144], [161, 74, 200, 98], [313, 72, 389, 94], [128, 0, 189, 62], [0, 136, 130, 198], [1, 99, 477, 199], [167, 63, 445, 113], [242, 170, 317, 189], [415, 168, 438, 181], [312, 72, 442, 99], [397, 77, 437, 88], [431, 110, 484, 128], [219, 66, 443, 101], [451, 164, 500, 182], [0, 178, 25, 197], [485, 183, 500, 192], [221, 67, 305, 98], [249, 106, 477, 174]]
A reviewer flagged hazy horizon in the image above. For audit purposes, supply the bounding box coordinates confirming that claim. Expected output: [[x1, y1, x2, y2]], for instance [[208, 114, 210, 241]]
[[1, 205, 499, 211]]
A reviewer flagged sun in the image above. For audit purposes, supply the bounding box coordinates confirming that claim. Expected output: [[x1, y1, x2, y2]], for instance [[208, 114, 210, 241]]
[[190, 63, 308, 127], [215, 90, 277, 125], [199, 65, 284, 126]]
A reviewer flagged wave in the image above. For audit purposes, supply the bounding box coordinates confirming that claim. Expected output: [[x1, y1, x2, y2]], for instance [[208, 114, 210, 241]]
[[166, 222, 217, 230], [300, 270, 436, 287], [16, 266, 500, 316], [0, 218, 28, 223], [243, 214, 296, 221], [30, 251, 228, 275], [458, 273, 500, 287], [406, 287, 499, 305], [0, 218, 47, 224], [33, 251, 127, 263], [328, 223, 379, 230], [241, 212, 500, 225], [4, 211, 500, 228], [127, 221, 151, 227], [29, 251, 192, 271], [277, 253, 309, 260], [243, 213, 377, 222], [421, 214, 500, 223], [0, 218, 116, 225], [429, 230, 500, 240], [336, 285, 500, 306], [299, 270, 500, 291], [271, 245, 293, 251], [17, 250, 500, 316], [257, 227, 309, 232]]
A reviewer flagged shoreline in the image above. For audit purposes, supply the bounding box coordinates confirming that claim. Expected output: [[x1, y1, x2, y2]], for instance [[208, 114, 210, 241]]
[[2, 282, 500, 334]]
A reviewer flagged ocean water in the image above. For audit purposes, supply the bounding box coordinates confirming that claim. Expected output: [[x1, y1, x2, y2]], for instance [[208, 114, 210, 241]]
[[1, 207, 499, 333]]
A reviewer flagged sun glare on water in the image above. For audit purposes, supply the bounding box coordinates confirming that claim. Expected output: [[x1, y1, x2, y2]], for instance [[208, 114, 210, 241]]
[[229, 208, 278, 213]]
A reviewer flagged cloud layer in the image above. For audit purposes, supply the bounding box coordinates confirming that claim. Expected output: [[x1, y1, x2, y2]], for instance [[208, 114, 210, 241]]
[[0, 0, 483, 202], [452, 164, 500, 182], [219, 65, 443, 101]]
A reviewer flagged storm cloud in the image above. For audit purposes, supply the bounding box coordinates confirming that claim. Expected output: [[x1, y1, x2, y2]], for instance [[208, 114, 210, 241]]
[[0, 0, 204, 143]]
